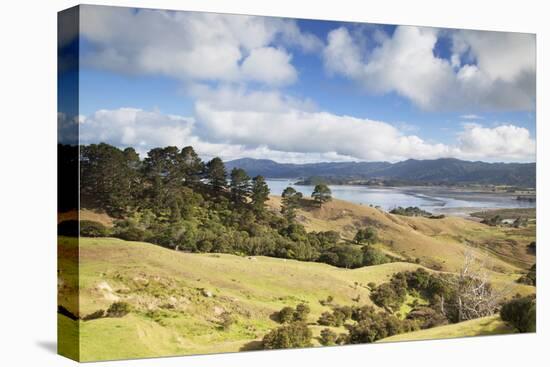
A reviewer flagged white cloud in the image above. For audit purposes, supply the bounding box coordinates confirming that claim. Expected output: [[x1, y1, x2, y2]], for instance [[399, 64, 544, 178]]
[[78, 107, 353, 162], [241, 47, 297, 85], [194, 98, 450, 162], [79, 98, 535, 163], [79, 5, 321, 86], [323, 25, 535, 111], [457, 123, 535, 161], [80, 108, 195, 153]]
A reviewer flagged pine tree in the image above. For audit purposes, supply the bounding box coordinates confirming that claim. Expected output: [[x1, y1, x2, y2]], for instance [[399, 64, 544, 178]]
[[206, 157, 227, 192], [281, 186, 303, 221], [312, 184, 332, 207], [250, 175, 270, 212], [230, 168, 251, 204]]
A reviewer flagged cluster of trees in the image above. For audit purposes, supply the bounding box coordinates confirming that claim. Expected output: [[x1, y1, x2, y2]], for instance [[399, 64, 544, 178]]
[[370, 265, 501, 326], [275, 303, 311, 323], [279, 183, 332, 221], [319, 242, 390, 269], [317, 305, 421, 345], [390, 206, 432, 217], [518, 264, 536, 286], [75, 143, 384, 269], [500, 295, 536, 333], [264, 303, 420, 349], [346, 305, 419, 343], [262, 322, 312, 350]]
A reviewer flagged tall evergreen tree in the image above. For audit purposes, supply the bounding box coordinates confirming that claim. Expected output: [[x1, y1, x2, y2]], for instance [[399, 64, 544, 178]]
[[250, 175, 270, 212], [180, 146, 204, 186], [230, 168, 251, 204], [80, 143, 138, 216], [281, 186, 303, 221], [206, 157, 227, 192], [142, 146, 184, 211], [312, 184, 332, 207]]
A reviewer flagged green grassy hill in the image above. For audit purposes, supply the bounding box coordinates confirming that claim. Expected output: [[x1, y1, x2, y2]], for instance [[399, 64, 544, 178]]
[[267, 197, 536, 273], [58, 236, 532, 361], [378, 315, 515, 343]]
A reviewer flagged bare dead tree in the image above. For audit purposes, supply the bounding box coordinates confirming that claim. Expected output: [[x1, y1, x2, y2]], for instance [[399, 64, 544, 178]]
[[442, 250, 509, 322]]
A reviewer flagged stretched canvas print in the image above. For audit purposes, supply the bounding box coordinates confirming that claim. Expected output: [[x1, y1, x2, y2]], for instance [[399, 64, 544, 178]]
[[58, 4, 536, 362]]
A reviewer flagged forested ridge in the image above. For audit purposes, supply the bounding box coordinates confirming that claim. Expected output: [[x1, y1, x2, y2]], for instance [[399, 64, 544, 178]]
[[65, 143, 387, 269]]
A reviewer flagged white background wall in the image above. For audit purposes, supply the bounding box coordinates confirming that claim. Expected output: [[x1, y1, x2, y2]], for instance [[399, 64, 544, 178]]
[[0, 0, 547, 366]]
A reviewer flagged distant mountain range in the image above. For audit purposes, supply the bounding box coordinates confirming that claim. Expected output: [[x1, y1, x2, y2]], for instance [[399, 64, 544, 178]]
[[225, 158, 536, 188]]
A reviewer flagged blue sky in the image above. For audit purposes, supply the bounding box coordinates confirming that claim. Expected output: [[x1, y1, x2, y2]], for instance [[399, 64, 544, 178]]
[[62, 5, 536, 163]]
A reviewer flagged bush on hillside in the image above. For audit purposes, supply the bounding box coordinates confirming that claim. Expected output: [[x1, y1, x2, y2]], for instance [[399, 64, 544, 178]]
[[319, 328, 338, 346], [262, 322, 312, 349], [500, 295, 536, 333], [347, 307, 419, 343], [80, 220, 109, 237], [83, 309, 106, 321], [106, 301, 131, 318], [362, 245, 389, 266], [294, 303, 311, 322], [517, 264, 536, 286], [277, 306, 296, 324], [115, 226, 150, 242]]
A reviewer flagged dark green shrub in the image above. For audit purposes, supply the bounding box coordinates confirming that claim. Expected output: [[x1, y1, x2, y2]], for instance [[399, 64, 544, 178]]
[[115, 226, 149, 242], [362, 245, 389, 266], [318, 311, 337, 326], [262, 322, 312, 349], [370, 282, 406, 311], [80, 220, 109, 237], [406, 306, 448, 329], [354, 227, 378, 244], [319, 328, 338, 346], [278, 306, 296, 323], [294, 303, 311, 322], [500, 295, 536, 333], [319, 245, 363, 268], [518, 264, 536, 286], [106, 301, 131, 317], [390, 206, 432, 217], [335, 333, 349, 345], [334, 305, 353, 321], [83, 309, 105, 321], [347, 310, 414, 343]]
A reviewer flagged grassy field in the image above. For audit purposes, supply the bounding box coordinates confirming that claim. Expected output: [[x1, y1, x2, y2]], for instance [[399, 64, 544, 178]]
[[58, 233, 533, 361], [378, 315, 515, 343], [470, 208, 536, 220]]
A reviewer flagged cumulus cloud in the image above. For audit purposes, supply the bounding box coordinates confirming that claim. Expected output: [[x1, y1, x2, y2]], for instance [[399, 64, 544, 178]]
[[323, 25, 535, 111], [194, 89, 450, 162], [78, 107, 353, 162], [80, 97, 535, 163], [79, 5, 321, 86], [457, 123, 535, 161]]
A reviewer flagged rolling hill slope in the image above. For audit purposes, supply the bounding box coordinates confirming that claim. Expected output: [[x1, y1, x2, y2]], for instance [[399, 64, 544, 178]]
[[266, 196, 536, 274], [58, 235, 533, 361], [378, 315, 515, 343], [59, 237, 429, 360]]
